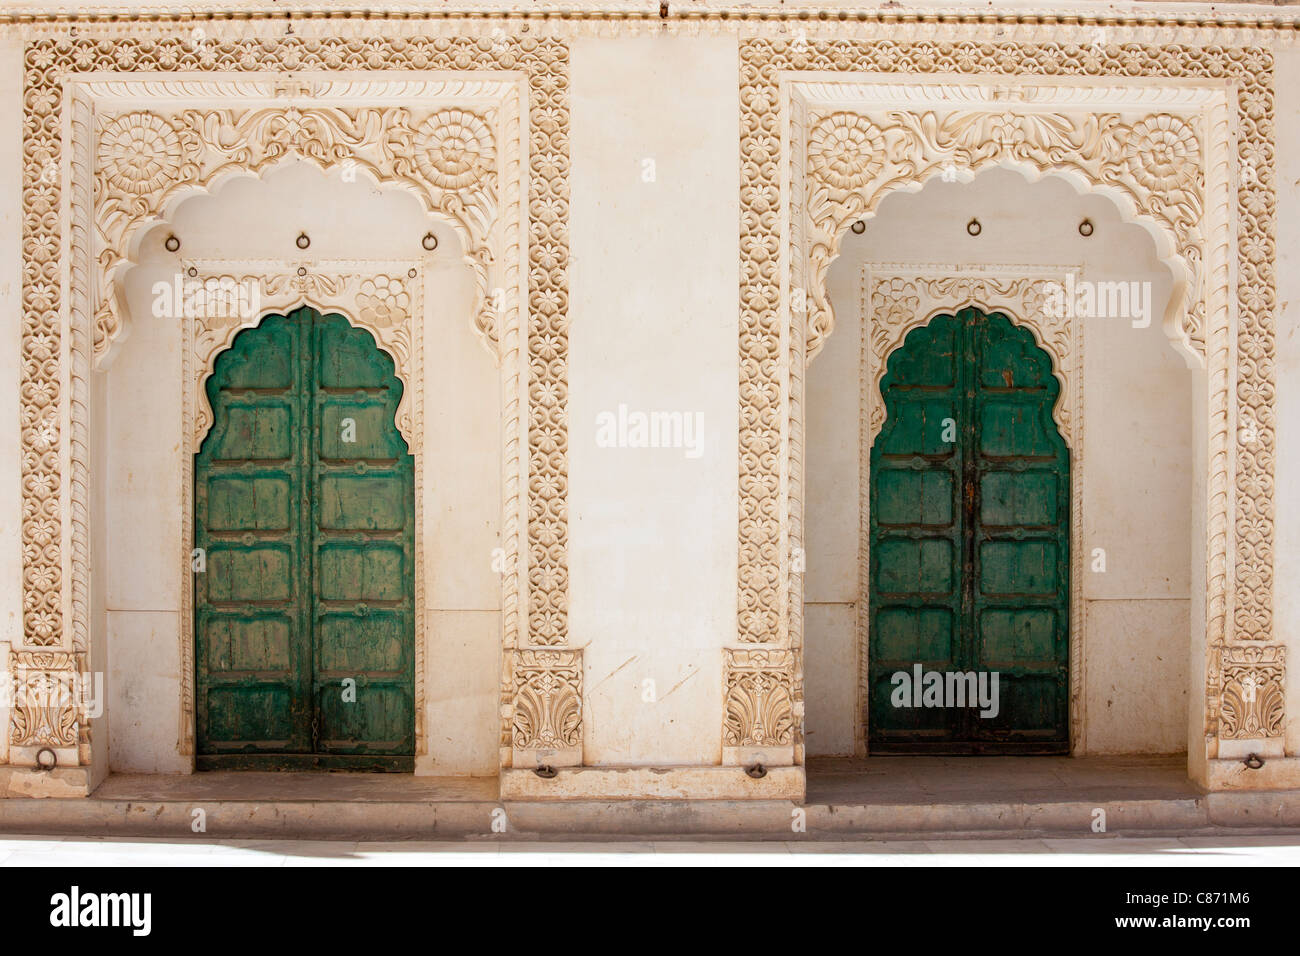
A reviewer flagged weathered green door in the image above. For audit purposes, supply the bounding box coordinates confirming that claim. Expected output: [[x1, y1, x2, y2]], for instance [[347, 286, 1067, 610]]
[[868, 307, 1069, 753], [195, 307, 415, 770]]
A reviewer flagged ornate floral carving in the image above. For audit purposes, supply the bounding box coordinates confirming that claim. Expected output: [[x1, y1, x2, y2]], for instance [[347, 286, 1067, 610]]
[[1125, 114, 1198, 192], [415, 109, 495, 191], [801, 106, 1204, 360], [808, 113, 884, 191], [511, 649, 582, 756], [723, 649, 796, 748], [97, 112, 187, 197], [356, 275, 412, 330], [8, 652, 80, 749], [1216, 645, 1285, 739], [93, 103, 498, 360]]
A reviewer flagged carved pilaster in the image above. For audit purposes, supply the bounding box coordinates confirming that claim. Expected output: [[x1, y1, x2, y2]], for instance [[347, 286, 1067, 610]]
[[722, 648, 798, 766], [1215, 645, 1286, 754], [7, 651, 86, 767], [510, 649, 583, 768]]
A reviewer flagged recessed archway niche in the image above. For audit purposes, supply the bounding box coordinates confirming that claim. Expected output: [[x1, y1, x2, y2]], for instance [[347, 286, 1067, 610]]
[[732, 50, 1283, 792], [806, 166, 1192, 759]]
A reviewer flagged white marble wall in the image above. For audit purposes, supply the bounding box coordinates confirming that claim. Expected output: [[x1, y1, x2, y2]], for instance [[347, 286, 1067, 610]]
[[568, 36, 739, 765], [0, 15, 1298, 779]]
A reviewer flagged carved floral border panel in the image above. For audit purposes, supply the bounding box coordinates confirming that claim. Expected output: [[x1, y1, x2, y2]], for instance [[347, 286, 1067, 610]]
[[14, 28, 574, 766], [859, 266, 1085, 754], [739, 39, 1280, 758]]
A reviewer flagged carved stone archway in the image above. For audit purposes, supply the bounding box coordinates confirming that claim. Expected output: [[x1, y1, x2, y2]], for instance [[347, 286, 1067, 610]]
[[734, 40, 1281, 789], [10, 29, 575, 785]]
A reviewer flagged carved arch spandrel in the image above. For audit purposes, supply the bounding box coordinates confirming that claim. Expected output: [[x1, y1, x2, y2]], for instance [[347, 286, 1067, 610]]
[[798, 102, 1208, 367], [93, 89, 512, 366], [181, 263, 423, 450]]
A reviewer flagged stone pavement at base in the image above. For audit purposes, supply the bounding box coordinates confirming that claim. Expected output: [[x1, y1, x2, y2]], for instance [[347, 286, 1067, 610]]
[[4, 833, 1300, 866]]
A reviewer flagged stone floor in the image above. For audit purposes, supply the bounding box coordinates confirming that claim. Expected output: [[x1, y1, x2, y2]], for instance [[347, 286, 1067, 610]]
[[95, 754, 1193, 804], [4, 833, 1300, 865], [805, 754, 1198, 803], [2, 754, 1296, 842]]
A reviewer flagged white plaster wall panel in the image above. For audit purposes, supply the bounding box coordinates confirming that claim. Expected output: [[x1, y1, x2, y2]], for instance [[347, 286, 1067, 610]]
[[1273, 48, 1300, 758], [569, 36, 738, 765], [0, 36, 22, 651], [804, 254, 861, 605], [106, 611, 187, 773], [1080, 278, 1189, 603], [804, 602, 856, 756], [422, 257, 501, 613], [422, 610, 499, 776], [113, 263, 185, 612], [1084, 599, 1190, 754]]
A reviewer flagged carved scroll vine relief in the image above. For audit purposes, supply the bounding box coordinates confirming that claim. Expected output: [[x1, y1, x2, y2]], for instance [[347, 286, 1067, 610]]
[[739, 41, 1276, 753], [95, 104, 499, 361], [804, 109, 1205, 361], [184, 268, 419, 447], [19, 34, 573, 766]]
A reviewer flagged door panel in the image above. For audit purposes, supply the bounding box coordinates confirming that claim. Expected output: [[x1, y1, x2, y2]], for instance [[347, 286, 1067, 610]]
[[195, 307, 414, 769], [869, 307, 1069, 753]]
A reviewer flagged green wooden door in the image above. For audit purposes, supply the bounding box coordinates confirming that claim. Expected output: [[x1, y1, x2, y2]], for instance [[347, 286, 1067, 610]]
[[868, 307, 1069, 753], [195, 307, 415, 770]]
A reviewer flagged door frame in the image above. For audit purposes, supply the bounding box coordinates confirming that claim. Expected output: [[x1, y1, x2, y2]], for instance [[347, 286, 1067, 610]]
[[860, 276, 1081, 754], [183, 264, 431, 766], [192, 305, 418, 770]]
